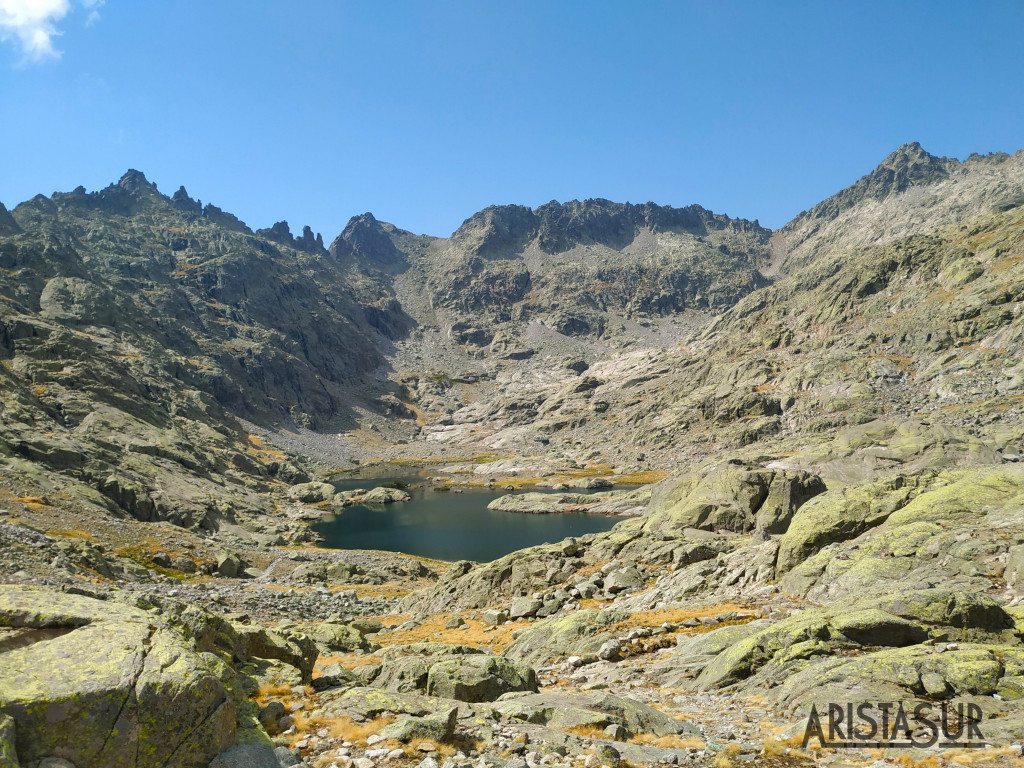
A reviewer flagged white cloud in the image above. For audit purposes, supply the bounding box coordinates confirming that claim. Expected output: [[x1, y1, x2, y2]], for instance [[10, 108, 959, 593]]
[[0, 0, 102, 63], [82, 0, 101, 27]]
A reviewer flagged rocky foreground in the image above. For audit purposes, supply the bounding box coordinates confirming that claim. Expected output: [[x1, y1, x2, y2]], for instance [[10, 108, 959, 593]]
[[3, 459, 1024, 768]]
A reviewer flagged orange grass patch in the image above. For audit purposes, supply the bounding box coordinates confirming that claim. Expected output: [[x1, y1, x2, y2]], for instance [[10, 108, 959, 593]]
[[314, 653, 382, 672], [14, 496, 47, 510], [711, 742, 742, 768], [604, 602, 753, 636], [630, 734, 706, 750], [914, 747, 1022, 767], [561, 724, 609, 740], [47, 528, 95, 541], [375, 613, 524, 654]]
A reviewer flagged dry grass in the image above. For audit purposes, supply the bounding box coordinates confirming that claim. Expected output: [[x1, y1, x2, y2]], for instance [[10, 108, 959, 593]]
[[574, 561, 612, 578], [47, 528, 95, 541], [604, 602, 753, 636], [346, 583, 415, 599], [909, 747, 1021, 767], [304, 719, 477, 763], [244, 433, 286, 462], [561, 726, 705, 750], [894, 755, 944, 768], [321, 714, 396, 743], [255, 680, 311, 704], [375, 613, 523, 654], [314, 653, 382, 672], [711, 742, 741, 768], [14, 495, 48, 510], [760, 736, 792, 756], [630, 734, 705, 749], [599, 468, 669, 484], [256, 681, 400, 752], [408, 739, 461, 758], [126, 540, 209, 575], [562, 724, 610, 740]]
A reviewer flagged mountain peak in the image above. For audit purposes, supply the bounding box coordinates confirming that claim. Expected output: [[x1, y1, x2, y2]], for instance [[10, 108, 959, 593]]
[[789, 142, 955, 229], [886, 140, 926, 158], [117, 169, 157, 194], [171, 185, 202, 215], [256, 220, 326, 254], [450, 205, 539, 258], [330, 212, 403, 266], [876, 142, 949, 182], [0, 201, 20, 233]]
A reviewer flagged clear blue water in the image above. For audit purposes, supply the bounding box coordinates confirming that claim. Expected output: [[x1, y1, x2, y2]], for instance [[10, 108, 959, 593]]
[[311, 478, 624, 562]]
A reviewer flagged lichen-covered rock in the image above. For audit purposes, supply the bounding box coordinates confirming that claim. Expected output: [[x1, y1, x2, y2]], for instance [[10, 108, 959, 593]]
[[361, 486, 411, 503], [426, 655, 537, 702], [491, 692, 698, 738], [377, 707, 458, 742], [230, 623, 318, 683], [0, 586, 247, 768], [208, 743, 283, 768], [776, 644, 1024, 712], [371, 644, 536, 702], [286, 481, 336, 503], [276, 621, 379, 654], [651, 621, 769, 688], [509, 597, 543, 619], [603, 567, 644, 594], [318, 687, 451, 722], [504, 610, 630, 666], [776, 473, 927, 575], [0, 713, 17, 767], [486, 492, 593, 514], [695, 586, 1016, 693], [779, 468, 1024, 601], [642, 464, 824, 534], [217, 551, 243, 578]]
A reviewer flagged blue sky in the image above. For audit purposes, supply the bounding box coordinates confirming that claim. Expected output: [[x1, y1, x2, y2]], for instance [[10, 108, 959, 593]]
[[1, 1, 1022, 240]]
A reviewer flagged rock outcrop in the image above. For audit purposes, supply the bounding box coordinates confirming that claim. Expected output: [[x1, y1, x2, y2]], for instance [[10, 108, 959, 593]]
[[0, 586, 265, 768]]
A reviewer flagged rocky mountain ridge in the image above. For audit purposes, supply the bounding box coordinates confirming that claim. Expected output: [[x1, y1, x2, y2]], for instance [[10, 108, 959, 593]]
[[2, 143, 1024, 767]]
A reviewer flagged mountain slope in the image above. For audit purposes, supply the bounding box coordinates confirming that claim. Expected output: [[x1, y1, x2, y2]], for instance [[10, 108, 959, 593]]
[[0, 171, 414, 534], [776, 143, 1024, 272], [401, 145, 1024, 477]]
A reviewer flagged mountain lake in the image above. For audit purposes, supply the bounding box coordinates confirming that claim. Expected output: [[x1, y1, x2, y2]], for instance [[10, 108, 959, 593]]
[[312, 475, 628, 561]]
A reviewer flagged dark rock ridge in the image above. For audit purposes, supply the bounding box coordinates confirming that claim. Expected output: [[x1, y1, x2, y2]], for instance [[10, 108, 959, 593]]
[[330, 197, 774, 339], [256, 221, 326, 254]]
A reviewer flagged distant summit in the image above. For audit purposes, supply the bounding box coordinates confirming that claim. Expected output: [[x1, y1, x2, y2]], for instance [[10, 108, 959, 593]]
[[797, 142, 954, 225]]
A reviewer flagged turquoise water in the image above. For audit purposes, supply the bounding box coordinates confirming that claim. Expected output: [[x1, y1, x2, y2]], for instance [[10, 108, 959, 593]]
[[311, 478, 623, 562]]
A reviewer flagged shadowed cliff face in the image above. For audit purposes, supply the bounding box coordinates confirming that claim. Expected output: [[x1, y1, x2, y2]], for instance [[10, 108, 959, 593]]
[[2, 171, 423, 426], [0, 171, 409, 529]]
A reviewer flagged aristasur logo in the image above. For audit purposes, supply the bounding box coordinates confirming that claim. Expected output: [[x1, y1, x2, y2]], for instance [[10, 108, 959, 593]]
[[802, 702, 987, 749]]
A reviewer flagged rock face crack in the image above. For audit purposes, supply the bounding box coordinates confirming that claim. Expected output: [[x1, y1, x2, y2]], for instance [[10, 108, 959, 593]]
[[158, 690, 231, 768], [92, 622, 153, 768], [93, 683, 140, 768]]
